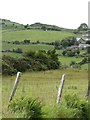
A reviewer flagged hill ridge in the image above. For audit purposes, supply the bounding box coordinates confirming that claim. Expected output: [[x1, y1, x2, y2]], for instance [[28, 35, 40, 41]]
[[0, 18, 72, 31]]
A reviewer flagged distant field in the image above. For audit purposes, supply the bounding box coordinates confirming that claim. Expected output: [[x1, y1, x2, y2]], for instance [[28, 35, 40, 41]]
[[2, 43, 54, 58], [2, 69, 88, 118], [2, 30, 77, 42], [2, 44, 86, 68], [59, 56, 83, 65], [2, 52, 22, 58], [2, 43, 54, 52]]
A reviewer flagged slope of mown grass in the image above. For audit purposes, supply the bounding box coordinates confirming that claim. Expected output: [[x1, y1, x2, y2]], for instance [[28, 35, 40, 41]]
[[2, 30, 76, 42], [2, 69, 88, 118]]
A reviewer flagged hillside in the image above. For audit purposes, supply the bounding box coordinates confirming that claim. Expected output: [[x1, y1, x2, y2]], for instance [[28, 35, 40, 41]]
[[2, 30, 76, 42], [1, 18, 74, 31], [0, 19, 25, 30], [1, 19, 83, 43]]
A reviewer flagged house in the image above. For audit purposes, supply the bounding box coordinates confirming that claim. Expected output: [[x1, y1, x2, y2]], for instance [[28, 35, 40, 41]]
[[79, 44, 90, 49], [76, 38, 81, 41], [67, 45, 79, 50], [79, 38, 86, 44]]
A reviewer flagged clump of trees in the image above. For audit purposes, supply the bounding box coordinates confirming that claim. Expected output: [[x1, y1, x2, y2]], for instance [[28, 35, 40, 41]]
[[62, 49, 80, 57], [2, 50, 60, 75], [54, 37, 79, 50], [78, 23, 88, 31]]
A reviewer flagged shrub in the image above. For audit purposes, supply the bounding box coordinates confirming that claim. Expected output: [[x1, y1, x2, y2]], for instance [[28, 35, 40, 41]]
[[64, 94, 79, 108], [9, 96, 44, 119], [79, 57, 88, 65], [15, 48, 23, 53], [64, 94, 89, 119], [56, 94, 89, 119], [2, 50, 60, 75], [2, 61, 17, 75], [70, 61, 76, 66]]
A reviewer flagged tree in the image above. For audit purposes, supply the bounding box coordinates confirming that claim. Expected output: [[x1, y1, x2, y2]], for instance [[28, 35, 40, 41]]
[[80, 57, 87, 65], [67, 50, 75, 57], [24, 50, 36, 58], [41, 26, 47, 31], [13, 41, 20, 44], [87, 47, 90, 54], [62, 50, 67, 56], [76, 49, 80, 55], [15, 48, 23, 53], [24, 24, 29, 29], [78, 23, 88, 30], [54, 40, 61, 49], [70, 61, 76, 66], [23, 40, 30, 44], [61, 37, 78, 48]]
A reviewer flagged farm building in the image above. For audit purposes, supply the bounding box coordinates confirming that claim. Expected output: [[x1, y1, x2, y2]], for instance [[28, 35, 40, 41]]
[[79, 44, 90, 49]]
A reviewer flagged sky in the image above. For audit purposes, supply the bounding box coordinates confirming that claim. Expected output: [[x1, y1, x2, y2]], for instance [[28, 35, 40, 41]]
[[0, 0, 89, 29]]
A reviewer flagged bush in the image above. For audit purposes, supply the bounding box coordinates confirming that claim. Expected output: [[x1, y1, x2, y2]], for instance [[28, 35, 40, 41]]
[[9, 96, 44, 119], [64, 94, 89, 119], [2, 50, 60, 75], [79, 57, 88, 65], [70, 61, 76, 66], [56, 94, 89, 119], [2, 61, 17, 75]]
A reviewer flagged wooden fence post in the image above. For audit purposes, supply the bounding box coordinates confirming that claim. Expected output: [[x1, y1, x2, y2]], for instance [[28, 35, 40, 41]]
[[9, 72, 21, 102], [57, 74, 65, 104]]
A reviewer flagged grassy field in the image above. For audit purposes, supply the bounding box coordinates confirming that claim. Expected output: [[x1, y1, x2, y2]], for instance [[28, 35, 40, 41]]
[[59, 56, 83, 65], [2, 43, 54, 58], [2, 69, 88, 118], [2, 30, 77, 42], [2, 43, 54, 52]]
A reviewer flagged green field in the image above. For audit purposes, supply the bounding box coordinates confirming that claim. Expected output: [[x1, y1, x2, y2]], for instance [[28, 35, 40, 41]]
[[2, 43, 54, 58], [2, 69, 88, 118], [2, 30, 77, 42], [59, 56, 83, 65], [2, 43, 87, 69], [2, 43, 54, 52]]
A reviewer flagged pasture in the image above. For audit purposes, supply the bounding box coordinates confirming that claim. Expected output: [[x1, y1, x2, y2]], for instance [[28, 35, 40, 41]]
[[2, 30, 77, 42], [2, 43, 54, 52], [2, 69, 88, 118], [59, 56, 83, 65]]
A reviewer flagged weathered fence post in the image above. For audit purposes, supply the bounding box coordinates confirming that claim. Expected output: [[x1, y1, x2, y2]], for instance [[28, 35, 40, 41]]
[[57, 74, 65, 104], [9, 72, 21, 102]]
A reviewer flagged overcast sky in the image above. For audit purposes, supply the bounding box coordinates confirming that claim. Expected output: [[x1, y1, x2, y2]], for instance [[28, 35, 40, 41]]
[[0, 0, 89, 29]]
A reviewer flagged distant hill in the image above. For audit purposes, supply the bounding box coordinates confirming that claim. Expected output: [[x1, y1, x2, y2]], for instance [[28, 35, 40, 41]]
[[0, 18, 72, 31], [0, 19, 25, 30], [29, 22, 65, 31]]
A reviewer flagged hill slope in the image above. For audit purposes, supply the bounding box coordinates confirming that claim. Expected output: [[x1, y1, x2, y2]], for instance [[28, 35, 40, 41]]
[[0, 19, 25, 30], [0, 18, 73, 31]]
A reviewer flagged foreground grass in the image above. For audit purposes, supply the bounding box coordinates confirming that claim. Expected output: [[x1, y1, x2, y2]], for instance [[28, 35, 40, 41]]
[[2, 69, 88, 118]]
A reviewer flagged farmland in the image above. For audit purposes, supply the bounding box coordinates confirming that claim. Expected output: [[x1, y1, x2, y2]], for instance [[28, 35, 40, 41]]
[[1, 19, 89, 119], [2, 42, 54, 52], [2, 69, 88, 118], [2, 29, 77, 42]]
